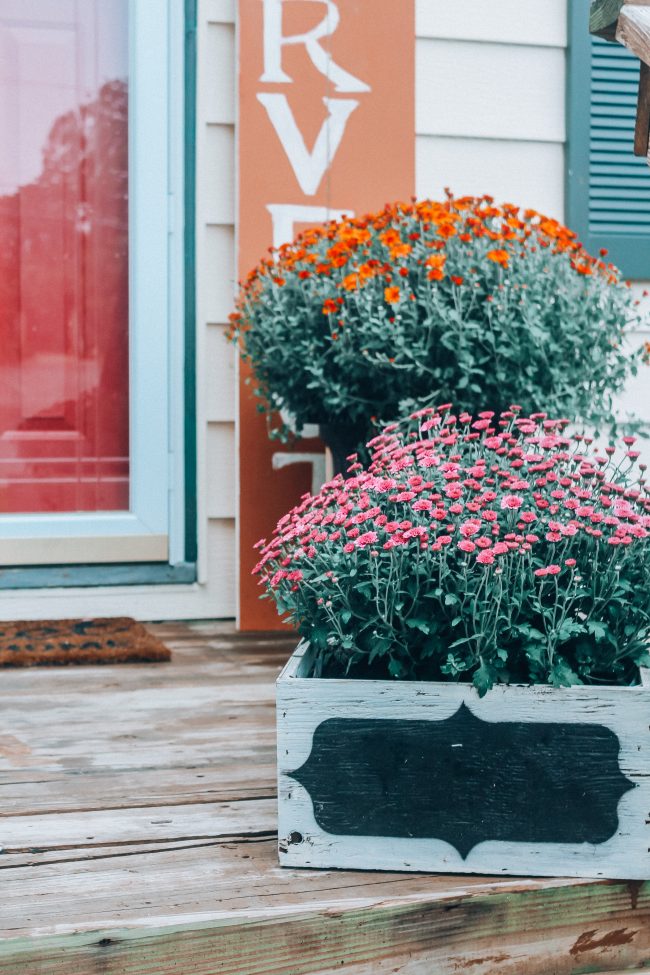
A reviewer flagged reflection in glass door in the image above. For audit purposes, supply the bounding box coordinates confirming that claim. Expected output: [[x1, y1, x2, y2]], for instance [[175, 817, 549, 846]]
[[0, 0, 129, 514]]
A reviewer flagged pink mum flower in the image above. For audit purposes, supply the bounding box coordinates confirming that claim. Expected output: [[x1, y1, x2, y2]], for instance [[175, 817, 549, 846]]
[[412, 498, 433, 511], [476, 550, 495, 564], [458, 539, 476, 553], [500, 494, 524, 510], [356, 531, 379, 547]]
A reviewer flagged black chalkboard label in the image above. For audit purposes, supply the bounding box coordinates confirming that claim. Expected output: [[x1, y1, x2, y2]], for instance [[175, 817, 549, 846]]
[[289, 704, 635, 857]]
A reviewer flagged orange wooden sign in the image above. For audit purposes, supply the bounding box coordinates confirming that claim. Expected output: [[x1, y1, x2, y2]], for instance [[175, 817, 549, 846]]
[[237, 0, 415, 629]]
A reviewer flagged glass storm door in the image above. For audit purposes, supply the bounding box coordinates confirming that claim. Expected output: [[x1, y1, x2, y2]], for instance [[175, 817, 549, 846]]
[[0, 0, 172, 565]]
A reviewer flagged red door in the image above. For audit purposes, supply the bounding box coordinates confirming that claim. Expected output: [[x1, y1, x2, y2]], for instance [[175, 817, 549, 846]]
[[0, 1, 129, 515]]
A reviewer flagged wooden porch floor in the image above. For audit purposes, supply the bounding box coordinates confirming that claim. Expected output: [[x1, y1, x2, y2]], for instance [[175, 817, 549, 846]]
[[1, 620, 649, 975]]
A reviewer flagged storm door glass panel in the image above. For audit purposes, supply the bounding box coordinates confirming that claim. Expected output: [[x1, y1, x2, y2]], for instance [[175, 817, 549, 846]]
[[0, 0, 129, 514]]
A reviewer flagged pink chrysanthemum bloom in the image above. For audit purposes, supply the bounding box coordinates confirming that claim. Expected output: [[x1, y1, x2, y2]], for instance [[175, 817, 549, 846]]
[[500, 494, 524, 510]]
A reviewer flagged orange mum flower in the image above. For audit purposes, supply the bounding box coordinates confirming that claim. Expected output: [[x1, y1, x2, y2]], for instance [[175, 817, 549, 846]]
[[322, 298, 338, 314], [486, 249, 509, 268], [389, 242, 412, 260], [384, 286, 401, 304], [425, 254, 446, 281], [451, 275, 464, 286], [341, 273, 359, 291], [436, 222, 457, 239], [379, 229, 401, 247]]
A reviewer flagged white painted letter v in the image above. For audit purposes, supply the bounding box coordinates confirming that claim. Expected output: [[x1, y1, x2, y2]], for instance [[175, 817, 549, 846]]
[[257, 93, 359, 196]]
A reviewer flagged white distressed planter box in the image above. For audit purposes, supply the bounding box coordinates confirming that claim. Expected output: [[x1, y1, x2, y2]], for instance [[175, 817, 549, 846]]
[[277, 643, 650, 879]]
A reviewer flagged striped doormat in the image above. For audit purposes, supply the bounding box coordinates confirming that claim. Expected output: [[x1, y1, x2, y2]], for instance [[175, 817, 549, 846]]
[[0, 617, 171, 667]]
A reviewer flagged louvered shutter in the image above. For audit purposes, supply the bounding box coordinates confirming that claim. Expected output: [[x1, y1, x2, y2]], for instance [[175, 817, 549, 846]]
[[567, 5, 650, 279]]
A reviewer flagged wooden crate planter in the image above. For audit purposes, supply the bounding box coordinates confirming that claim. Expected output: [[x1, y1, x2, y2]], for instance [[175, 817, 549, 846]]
[[277, 643, 650, 879]]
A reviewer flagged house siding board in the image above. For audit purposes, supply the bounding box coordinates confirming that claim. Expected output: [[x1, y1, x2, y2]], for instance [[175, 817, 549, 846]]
[[203, 22, 236, 124], [416, 40, 566, 142], [205, 324, 236, 422], [206, 0, 234, 24], [416, 137, 565, 218], [415, 0, 567, 47], [203, 225, 236, 325], [205, 124, 235, 224], [206, 423, 236, 519], [207, 518, 237, 607]]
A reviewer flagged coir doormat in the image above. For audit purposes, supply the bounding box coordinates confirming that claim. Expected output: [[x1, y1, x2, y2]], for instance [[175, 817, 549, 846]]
[[0, 617, 171, 667]]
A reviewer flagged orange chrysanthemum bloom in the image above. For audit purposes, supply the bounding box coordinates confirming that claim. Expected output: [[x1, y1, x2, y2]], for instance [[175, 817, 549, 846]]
[[357, 263, 376, 283], [436, 222, 457, 240], [341, 273, 359, 291], [384, 286, 401, 304], [389, 242, 412, 260], [486, 249, 509, 268], [322, 298, 338, 314]]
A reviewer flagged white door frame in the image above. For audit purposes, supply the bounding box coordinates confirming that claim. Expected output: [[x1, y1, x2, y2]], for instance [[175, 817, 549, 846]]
[[0, 0, 185, 566]]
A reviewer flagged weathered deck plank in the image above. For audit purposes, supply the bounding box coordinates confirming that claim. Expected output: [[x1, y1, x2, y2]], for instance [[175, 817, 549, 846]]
[[1, 621, 649, 975]]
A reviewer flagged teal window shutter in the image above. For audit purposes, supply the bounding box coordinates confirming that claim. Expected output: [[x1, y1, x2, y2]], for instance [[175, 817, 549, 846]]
[[567, 0, 650, 279]]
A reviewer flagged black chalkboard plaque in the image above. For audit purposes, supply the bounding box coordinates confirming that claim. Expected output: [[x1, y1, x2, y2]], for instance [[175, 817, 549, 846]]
[[289, 704, 635, 858]]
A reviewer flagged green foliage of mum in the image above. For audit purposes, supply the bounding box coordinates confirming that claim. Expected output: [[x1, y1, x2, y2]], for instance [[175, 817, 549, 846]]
[[254, 407, 650, 695], [230, 195, 643, 439]]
